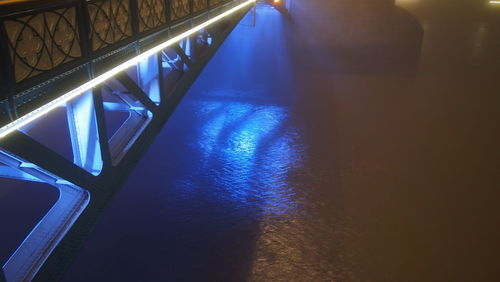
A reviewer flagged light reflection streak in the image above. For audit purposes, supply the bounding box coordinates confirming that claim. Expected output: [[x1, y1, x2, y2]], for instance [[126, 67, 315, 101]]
[[185, 94, 303, 211]]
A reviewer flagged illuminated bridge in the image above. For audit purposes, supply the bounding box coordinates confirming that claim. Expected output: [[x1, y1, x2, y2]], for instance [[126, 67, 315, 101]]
[[0, 0, 257, 280], [2, 0, 500, 281]]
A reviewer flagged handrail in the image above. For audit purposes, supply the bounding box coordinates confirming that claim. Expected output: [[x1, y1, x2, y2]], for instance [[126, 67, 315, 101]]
[[0, 0, 234, 122]]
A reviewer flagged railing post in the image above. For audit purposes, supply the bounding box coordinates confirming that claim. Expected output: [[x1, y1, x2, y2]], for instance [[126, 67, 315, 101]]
[[77, 0, 91, 59], [130, 0, 141, 55], [164, 0, 172, 23], [130, 0, 140, 36], [76, 0, 95, 80]]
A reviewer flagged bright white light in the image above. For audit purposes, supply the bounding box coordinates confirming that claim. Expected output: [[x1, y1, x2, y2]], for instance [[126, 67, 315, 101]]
[[0, 0, 255, 139], [490, 0, 500, 4]]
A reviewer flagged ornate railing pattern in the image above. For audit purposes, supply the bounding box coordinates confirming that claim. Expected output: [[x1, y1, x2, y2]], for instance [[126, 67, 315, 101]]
[[170, 0, 191, 21], [193, 0, 208, 12], [138, 0, 167, 32], [3, 6, 82, 83], [88, 0, 133, 51], [0, 0, 237, 93]]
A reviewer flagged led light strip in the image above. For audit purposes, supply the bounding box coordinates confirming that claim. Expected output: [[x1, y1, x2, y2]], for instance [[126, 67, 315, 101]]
[[0, 0, 255, 139]]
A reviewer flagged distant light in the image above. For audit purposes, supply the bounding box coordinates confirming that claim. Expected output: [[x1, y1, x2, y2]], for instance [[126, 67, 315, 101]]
[[273, 0, 280, 3], [490, 0, 500, 4], [0, 0, 256, 139]]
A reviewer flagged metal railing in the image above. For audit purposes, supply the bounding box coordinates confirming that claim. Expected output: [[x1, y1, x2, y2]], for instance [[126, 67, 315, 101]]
[[0, 0, 233, 124]]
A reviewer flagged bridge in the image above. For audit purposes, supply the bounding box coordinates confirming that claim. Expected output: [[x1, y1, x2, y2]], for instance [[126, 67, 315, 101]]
[[0, 0, 259, 280]]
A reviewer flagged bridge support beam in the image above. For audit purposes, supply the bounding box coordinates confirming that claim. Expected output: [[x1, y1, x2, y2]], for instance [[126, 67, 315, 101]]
[[0, 151, 89, 282], [67, 91, 104, 175]]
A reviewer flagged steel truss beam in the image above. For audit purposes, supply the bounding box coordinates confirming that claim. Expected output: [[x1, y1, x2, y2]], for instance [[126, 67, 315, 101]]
[[0, 7, 249, 282]]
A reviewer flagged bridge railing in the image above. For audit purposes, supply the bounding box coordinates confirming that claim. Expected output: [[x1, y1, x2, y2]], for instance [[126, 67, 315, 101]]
[[0, 0, 233, 126]]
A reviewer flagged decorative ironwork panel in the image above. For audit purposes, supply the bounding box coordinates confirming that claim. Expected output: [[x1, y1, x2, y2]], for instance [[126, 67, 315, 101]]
[[209, 0, 222, 7], [138, 0, 167, 32], [88, 0, 133, 51], [193, 0, 208, 12], [170, 0, 190, 21], [3, 7, 81, 83]]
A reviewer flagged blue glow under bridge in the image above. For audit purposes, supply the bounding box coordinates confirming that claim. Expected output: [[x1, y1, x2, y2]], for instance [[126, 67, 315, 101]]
[[0, 0, 257, 281]]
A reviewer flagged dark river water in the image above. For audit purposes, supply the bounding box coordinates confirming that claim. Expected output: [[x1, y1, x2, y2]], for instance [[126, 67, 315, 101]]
[[63, 5, 343, 281], [1, 0, 500, 281]]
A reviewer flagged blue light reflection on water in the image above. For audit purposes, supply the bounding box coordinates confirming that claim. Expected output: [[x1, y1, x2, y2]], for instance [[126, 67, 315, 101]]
[[185, 94, 304, 213], [63, 5, 308, 281]]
